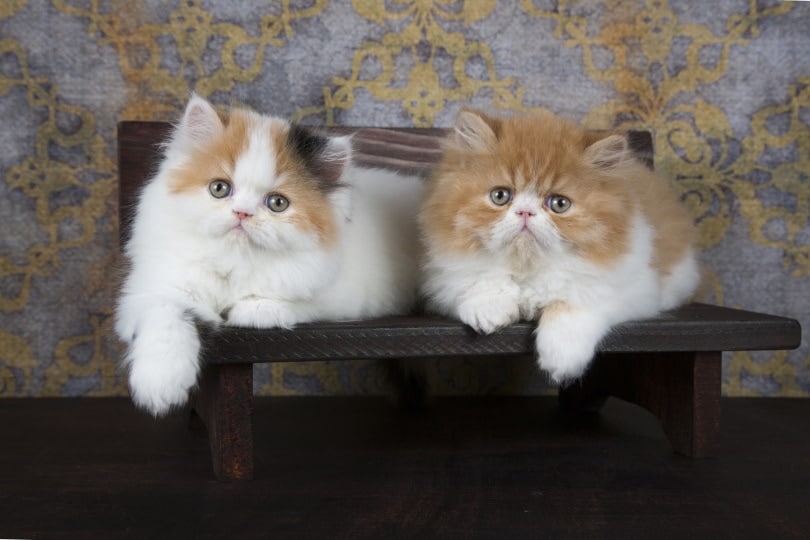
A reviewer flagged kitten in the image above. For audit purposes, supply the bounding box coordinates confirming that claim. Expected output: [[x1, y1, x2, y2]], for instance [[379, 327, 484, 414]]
[[419, 109, 700, 384], [115, 95, 423, 416]]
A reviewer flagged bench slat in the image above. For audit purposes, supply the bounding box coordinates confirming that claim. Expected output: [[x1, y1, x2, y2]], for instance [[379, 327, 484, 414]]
[[199, 303, 801, 365]]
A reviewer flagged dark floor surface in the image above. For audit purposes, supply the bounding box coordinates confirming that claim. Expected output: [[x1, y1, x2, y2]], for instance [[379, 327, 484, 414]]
[[1, 396, 808, 539]]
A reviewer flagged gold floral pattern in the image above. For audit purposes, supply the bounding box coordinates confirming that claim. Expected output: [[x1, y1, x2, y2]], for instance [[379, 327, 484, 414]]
[[53, 0, 329, 119], [294, 0, 521, 125], [0, 0, 807, 398]]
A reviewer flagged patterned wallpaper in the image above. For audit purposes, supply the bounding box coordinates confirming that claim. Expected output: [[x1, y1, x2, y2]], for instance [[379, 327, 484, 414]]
[[1, 0, 808, 398]]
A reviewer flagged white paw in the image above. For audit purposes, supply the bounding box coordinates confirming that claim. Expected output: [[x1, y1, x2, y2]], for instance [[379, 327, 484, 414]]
[[125, 306, 201, 417], [535, 326, 595, 384], [128, 356, 198, 417], [535, 309, 606, 384], [226, 298, 298, 329], [458, 295, 520, 334]]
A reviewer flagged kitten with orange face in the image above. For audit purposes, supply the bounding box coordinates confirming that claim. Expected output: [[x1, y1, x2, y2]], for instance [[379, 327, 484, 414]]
[[420, 109, 700, 383]]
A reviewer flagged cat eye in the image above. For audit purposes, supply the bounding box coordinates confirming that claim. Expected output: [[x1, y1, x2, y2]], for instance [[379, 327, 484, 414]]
[[266, 193, 290, 213], [547, 195, 572, 214], [489, 187, 512, 206], [208, 179, 232, 199]]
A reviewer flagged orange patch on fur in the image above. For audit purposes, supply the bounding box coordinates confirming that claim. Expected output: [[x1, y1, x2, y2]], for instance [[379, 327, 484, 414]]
[[168, 109, 249, 194], [273, 124, 340, 248], [631, 167, 695, 273], [166, 107, 339, 248], [273, 177, 339, 247], [422, 110, 695, 270], [540, 300, 573, 319]]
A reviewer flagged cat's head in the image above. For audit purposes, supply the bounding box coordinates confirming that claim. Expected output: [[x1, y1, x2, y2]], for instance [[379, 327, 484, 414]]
[[422, 108, 638, 266], [161, 95, 351, 252]]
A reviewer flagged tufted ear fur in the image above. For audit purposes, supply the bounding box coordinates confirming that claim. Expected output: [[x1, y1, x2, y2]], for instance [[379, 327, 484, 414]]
[[288, 125, 351, 188], [452, 108, 498, 152], [172, 94, 225, 152], [583, 134, 630, 170], [320, 134, 352, 184]]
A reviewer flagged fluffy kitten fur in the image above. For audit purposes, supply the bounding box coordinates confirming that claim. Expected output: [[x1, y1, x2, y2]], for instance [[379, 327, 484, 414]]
[[420, 109, 700, 384], [116, 96, 422, 416]]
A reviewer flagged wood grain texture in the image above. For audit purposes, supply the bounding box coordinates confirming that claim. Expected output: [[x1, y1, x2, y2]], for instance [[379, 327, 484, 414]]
[[3, 397, 810, 538], [192, 364, 254, 480], [199, 303, 800, 365], [117, 121, 172, 245], [560, 351, 722, 457]]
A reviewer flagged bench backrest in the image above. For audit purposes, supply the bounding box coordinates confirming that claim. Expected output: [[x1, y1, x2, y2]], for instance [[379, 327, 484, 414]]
[[117, 122, 653, 244]]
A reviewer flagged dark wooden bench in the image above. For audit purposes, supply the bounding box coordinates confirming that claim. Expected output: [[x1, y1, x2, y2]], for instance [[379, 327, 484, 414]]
[[118, 121, 802, 480]]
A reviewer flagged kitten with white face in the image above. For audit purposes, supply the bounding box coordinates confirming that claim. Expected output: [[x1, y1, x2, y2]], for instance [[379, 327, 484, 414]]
[[420, 109, 700, 383], [115, 95, 423, 416]]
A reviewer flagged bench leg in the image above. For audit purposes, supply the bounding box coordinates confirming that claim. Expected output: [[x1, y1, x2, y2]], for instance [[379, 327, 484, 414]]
[[193, 363, 254, 480], [559, 351, 721, 457]]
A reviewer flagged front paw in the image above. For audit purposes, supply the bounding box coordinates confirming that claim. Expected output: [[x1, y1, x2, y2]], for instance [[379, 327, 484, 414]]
[[225, 298, 298, 329], [127, 348, 199, 417], [535, 310, 604, 384], [535, 327, 596, 384], [458, 295, 520, 334], [125, 309, 201, 416]]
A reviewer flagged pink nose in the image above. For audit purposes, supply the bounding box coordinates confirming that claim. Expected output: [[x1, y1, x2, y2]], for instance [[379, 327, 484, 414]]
[[516, 209, 536, 218], [234, 210, 252, 221]]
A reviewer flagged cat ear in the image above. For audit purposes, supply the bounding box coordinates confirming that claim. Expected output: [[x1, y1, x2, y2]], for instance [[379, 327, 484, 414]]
[[452, 109, 497, 152], [288, 124, 350, 187], [320, 135, 352, 184], [174, 94, 224, 149], [584, 134, 630, 170]]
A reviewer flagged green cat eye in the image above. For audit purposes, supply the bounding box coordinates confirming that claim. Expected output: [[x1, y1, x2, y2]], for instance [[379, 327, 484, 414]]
[[208, 179, 232, 199], [547, 194, 572, 214], [266, 193, 290, 213], [489, 187, 512, 206]]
